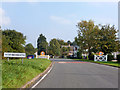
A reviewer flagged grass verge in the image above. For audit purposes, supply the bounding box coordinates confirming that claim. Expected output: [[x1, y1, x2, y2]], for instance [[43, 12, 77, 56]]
[[2, 58, 51, 88], [73, 59, 119, 67], [0, 63, 2, 90]]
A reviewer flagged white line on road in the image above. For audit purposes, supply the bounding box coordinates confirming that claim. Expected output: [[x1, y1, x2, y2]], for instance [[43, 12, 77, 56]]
[[30, 64, 54, 89]]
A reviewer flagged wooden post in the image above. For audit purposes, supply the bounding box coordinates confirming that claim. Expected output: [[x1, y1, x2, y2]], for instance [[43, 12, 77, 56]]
[[7, 58, 9, 61]]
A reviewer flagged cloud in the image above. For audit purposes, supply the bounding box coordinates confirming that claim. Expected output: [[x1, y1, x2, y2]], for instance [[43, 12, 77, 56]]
[[0, 8, 11, 26], [50, 16, 72, 25]]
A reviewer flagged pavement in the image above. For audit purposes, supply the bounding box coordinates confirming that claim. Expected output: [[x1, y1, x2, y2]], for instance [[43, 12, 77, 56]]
[[32, 59, 118, 88]]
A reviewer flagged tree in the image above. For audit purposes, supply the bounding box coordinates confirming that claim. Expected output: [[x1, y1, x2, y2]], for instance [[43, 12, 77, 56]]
[[57, 39, 66, 46], [2, 30, 26, 53], [76, 20, 98, 59], [48, 38, 61, 56], [94, 24, 119, 54], [61, 47, 69, 56], [25, 43, 36, 56], [75, 20, 119, 59], [67, 40, 71, 45], [72, 41, 77, 46], [37, 34, 48, 55]]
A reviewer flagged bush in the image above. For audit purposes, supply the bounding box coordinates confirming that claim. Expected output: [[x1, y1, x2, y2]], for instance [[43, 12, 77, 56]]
[[107, 55, 114, 61], [89, 53, 94, 60], [117, 55, 120, 63], [77, 52, 82, 59]]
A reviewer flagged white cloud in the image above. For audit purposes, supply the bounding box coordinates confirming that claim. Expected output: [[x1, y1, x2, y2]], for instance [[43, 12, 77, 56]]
[[50, 16, 72, 25], [0, 8, 11, 26]]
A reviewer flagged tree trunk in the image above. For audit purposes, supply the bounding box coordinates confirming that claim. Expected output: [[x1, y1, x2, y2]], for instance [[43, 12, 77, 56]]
[[88, 47, 91, 60]]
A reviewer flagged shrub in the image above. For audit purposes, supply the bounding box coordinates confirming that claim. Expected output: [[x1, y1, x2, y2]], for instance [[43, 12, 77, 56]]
[[107, 55, 114, 61], [117, 55, 120, 63], [88, 53, 94, 60], [77, 52, 82, 59]]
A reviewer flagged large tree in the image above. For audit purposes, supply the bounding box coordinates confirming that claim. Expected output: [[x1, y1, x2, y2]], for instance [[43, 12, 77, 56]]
[[25, 43, 36, 56], [61, 47, 69, 56], [67, 40, 71, 45], [57, 39, 66, 46], [37, 34, 48, 55], [75, 20, 99, 58], [48, 38, 61, 56], [75, 20, 119, 59], [93, 24, 119, 54], [2, 30, 26, 53]]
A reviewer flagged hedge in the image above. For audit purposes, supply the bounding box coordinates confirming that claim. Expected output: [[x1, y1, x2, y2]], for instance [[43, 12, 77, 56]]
[[107, 55, 114, 61], [89, 53, 94, 60], [117, 55, 120, 63]]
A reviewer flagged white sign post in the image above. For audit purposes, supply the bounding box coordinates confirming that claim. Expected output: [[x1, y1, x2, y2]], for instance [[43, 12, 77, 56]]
[[4, 52, 26, 63]]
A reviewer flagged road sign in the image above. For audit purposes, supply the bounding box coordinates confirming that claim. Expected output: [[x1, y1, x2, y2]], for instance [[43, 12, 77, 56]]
[[99, 51, 104, 56], [37, 55, 50, 59], [4, 52, 26, 63], [40, 51, 45, 56], [4, 52, 26, 58]]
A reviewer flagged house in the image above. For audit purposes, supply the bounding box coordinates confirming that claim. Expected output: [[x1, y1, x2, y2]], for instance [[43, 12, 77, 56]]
[[61, 44, 79, 57]]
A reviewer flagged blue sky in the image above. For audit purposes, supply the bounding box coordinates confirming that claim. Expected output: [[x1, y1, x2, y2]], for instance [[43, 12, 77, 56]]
[[1, 2, 118, 47]]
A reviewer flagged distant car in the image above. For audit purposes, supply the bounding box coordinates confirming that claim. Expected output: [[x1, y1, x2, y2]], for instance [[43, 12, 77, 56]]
[[27, 55, 34, 59], [49, 55, 54, 58]]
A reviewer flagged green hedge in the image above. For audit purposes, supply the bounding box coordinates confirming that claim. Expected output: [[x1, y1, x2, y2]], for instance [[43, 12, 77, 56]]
[[89, 53, 94, 60], [117, 55, 120, 63], [107, 55, 114, 61]]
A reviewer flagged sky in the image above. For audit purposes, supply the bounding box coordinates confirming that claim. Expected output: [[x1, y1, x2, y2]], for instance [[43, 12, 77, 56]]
[[0, 1, 118, 48]]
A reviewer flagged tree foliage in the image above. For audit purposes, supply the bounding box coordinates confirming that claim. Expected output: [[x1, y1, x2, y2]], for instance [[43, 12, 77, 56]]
[[2, 29, 26, 59], [67, 40, 71, 45], [37, 34, 48, 55], [61, 47, 69, 56], [2, 30, 26, 53], [25, 43, 36, 56], [75, 20, 98, 58], [93, 25, 119, 54], [57, 39, 66, 46], [48, 38, 61, 56], [75, 20, 119, 59]]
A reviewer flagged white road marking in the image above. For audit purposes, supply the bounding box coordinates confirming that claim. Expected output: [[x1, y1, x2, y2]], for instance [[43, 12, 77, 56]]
[[31, 64, 54, 89]]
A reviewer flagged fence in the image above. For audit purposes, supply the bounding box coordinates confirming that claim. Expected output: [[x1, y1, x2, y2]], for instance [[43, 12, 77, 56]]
[[94, 55, 107, 62]]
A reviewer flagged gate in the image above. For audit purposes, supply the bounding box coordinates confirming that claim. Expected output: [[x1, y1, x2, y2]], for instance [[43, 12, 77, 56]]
[[94, 55, 107, 62]]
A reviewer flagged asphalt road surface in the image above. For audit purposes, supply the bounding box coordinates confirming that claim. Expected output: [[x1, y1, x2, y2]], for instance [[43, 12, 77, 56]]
[[33, 59, 118, 88]]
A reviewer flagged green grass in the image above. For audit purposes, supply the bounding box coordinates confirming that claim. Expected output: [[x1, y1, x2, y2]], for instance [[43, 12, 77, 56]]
[[0, 62, 2, 90], [2, 58, 51, 88], [73, 59, 119, 67]]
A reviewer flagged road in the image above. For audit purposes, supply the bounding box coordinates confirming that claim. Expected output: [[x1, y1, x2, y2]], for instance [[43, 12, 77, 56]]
[[32, 59, 118, 88]]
